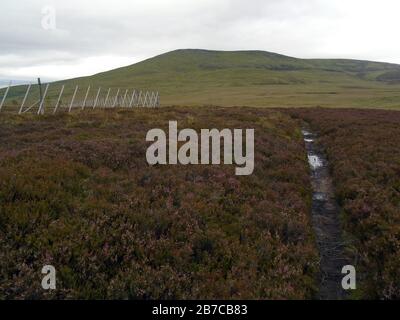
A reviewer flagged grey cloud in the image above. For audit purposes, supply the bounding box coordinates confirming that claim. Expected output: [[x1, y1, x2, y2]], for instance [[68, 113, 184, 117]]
[[0, 0, 399, 80]]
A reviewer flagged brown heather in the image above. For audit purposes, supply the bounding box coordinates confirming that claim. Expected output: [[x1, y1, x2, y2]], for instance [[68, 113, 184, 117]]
[[0, 107, 318, 299]]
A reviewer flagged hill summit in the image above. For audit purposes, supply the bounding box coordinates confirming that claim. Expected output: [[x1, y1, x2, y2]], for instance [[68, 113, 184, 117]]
[[6, 49, 400, 108]]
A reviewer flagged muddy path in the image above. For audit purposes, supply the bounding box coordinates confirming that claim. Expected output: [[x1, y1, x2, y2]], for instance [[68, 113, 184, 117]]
[[302, 128, 348, 300]]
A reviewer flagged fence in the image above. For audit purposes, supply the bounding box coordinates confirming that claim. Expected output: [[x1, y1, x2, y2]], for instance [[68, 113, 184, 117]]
[[0, 82, 160, 115]]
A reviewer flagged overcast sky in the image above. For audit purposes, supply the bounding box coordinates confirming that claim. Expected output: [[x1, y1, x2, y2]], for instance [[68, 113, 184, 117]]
[[1, 0, 400, 83]]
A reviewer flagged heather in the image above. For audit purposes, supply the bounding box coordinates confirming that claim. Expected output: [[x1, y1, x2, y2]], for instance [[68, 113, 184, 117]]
[[0, 107, 318, 299]]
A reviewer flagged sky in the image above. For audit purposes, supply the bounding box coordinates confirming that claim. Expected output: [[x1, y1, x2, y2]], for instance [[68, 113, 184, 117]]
[[1, 0, 400, 84]]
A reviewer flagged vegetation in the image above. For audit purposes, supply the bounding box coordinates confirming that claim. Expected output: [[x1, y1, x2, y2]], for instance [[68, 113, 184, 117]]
[[286, 108, 400, 299], [0, 107, 318, 299], [3, 49, 400, 109]]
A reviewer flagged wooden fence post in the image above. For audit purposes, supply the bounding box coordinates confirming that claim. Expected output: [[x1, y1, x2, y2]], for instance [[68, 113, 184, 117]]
[[121, 89, 128, 108], [0, 81, 11, 112], [37, 83, 49, 115], [69, 86, 79, 112], [93, 88, 101, 109], [129, 90, 136, 108], [104, 88, 111, 108], [54, 85, 65, 114], [82, 86, 90, 109], [19, 83, 31, 114], [112, 89, 120, 108]]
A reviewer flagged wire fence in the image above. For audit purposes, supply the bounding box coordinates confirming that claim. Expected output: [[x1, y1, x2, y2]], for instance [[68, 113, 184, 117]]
[[0, 82, 160, 115]]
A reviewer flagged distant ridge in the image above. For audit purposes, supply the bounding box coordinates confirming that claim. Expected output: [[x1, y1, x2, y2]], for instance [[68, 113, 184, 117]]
[[4, 49, 400, 109]]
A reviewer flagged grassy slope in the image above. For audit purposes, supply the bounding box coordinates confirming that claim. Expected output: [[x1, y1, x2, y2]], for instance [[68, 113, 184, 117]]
[[3, 49, 400, 109]]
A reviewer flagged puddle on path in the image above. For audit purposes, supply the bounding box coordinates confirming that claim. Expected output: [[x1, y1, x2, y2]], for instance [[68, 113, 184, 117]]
[[308, 154, 323, 169]]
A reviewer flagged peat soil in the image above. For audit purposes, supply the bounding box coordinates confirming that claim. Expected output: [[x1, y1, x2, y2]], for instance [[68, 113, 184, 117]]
[[302, 128, 348, 300]]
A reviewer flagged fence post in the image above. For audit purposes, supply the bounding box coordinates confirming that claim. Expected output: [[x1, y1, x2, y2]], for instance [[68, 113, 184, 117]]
[[152, 92, 157, 108], [38, 78, 43, 106], [69, 85, 79, 113], [128, 90, 136, 108], [112, 89, 120, 108], [152, 92, 156, 107], [19, 84, 31, 114], [147, 92, 151, 107], [137, 91, 142, 107], [93, 88, 101, 109], [156, 92, 160, 107], [53, 85, 65, 114], [148, 92, 153, 108], [0, 81, 11, 112], [121, 89, 128, 108], [104, 88, 111, 108], [82, 85, 90, 109], [143, 91, 150, 107], [37, 83, 49, 115]]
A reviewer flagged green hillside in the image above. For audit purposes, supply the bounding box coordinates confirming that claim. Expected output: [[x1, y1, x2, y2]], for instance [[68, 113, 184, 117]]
[[3, 49, 400, 108]]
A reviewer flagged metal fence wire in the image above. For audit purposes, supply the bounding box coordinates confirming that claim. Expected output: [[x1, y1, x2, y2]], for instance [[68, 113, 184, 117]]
[[0, 82, 160, 114]]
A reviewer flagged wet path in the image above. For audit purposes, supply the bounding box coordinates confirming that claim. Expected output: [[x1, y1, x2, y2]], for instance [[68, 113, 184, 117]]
[[302, 128, 348, 300]]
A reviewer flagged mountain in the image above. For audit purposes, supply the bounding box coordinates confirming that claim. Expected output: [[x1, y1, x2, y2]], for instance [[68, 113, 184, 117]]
[[4, 49, 400, 108]]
